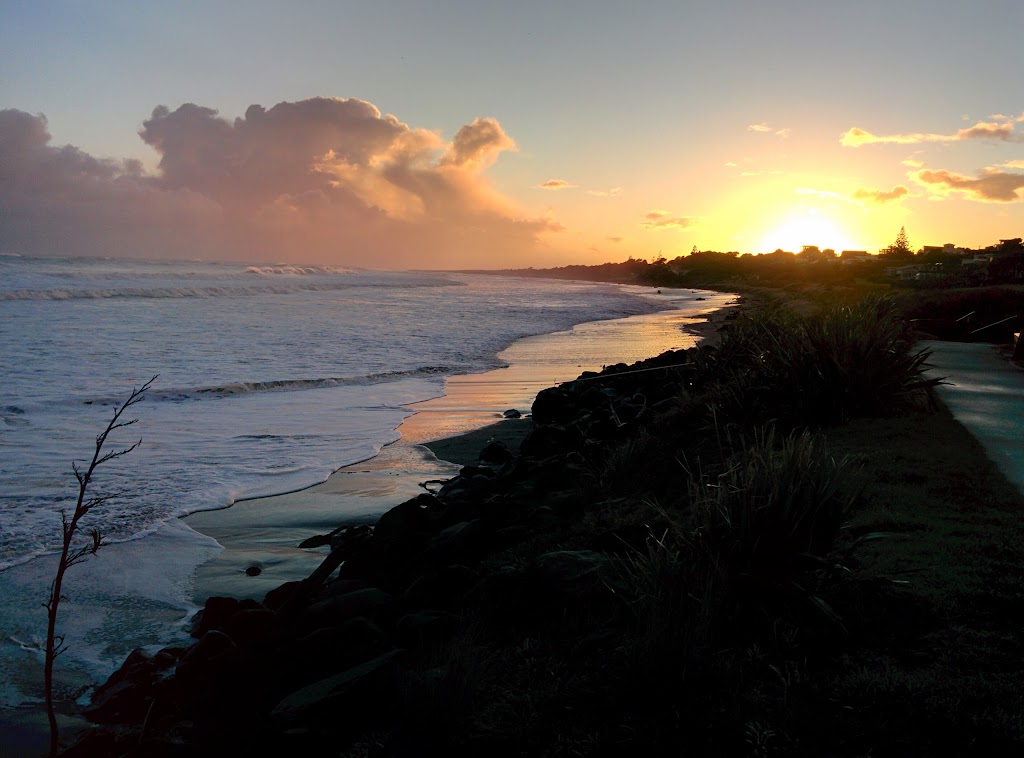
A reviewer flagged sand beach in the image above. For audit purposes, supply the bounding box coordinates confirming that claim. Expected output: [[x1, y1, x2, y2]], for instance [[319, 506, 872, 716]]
[[185, 290, 737, 603]]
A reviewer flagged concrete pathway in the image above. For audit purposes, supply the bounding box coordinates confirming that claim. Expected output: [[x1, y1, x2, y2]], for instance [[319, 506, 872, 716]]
[[921, 340, 1024, 494]]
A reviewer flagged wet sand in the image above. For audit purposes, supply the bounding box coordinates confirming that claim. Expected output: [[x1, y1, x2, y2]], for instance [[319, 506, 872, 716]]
[[185, 290, 738, 601]]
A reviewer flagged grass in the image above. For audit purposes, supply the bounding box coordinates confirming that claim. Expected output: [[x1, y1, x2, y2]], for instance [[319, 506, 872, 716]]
[[702, 297, 943, 428], [354, 298, 1024, 755]]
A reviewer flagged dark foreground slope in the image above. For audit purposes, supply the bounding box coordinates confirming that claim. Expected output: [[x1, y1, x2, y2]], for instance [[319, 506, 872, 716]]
[[63, 299, 1024, 757]]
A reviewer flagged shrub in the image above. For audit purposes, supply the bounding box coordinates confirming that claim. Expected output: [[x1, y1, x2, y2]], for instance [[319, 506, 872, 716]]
[[703, 297, 942, 427], [687, 427, 859, 568]]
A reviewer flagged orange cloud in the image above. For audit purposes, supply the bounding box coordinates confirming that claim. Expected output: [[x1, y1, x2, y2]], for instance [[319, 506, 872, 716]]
[[1002, 160, 1024, 169], [842, 120, 1020, 146], [586, 187, 623, 197], [607, 236, 624, 243], [439, 116, 516, 169], [641, 210, 694, 231], [1, 99, 555, 268], [538, 179, 577, 190], [851, 185, 910, 205], [912, 168, 1024, 203]]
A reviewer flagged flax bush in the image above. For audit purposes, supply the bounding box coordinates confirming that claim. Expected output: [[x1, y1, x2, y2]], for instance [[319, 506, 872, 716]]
[[705, 296, 941, 427]]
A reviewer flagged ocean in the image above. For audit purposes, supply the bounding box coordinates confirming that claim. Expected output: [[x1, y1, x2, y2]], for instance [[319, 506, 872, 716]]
[[0, 255, 731, 711]]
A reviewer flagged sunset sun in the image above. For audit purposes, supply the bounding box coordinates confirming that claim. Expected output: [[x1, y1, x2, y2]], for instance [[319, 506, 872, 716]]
[[759, 212, 859, 253]]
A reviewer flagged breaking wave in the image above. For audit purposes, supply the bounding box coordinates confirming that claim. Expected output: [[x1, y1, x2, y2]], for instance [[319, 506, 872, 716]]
[[0, 279, 456, 301]]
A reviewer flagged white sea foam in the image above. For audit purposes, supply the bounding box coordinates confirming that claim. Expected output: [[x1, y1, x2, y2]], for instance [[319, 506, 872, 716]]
[[0, 258, 669, 571]]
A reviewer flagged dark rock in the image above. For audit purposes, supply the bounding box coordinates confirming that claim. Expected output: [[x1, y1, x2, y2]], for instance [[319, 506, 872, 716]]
[[298, 533, 332, 549], [329, 522, 373, 551], [288, 617, 390, 678], [374, 494, 435, 539], [423, 519, 484, 564], [459, 465, 495, 479], [263, 580, 303, 610], [270, 649, 404, 726], [317, 577, 368, 598], [400, 564, 479, 610], [175, 630, 237, 698], [479, 440, 513, 464], [532, 386, 579, 425], [190, 596, 239, 638], [299, 521, 359, 549], [520, 423, 573, 458], [502, 408, 522, 418], [300, 587, 395, 629], [396, 610, 461, 647], [85, 648, 173, 724], [220, 607, 275, 645]]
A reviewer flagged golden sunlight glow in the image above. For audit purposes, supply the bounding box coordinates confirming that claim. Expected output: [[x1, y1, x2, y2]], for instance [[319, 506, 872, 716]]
[[758, 211, 859, 253]]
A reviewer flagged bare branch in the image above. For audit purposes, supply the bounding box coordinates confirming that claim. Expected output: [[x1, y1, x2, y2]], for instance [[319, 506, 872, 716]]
[[44, 375, 156, 757]]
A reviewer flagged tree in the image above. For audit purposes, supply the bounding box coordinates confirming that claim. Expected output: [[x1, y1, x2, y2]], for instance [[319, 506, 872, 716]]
[[43, 377, 155, 757], [882, 226, 913, 256]]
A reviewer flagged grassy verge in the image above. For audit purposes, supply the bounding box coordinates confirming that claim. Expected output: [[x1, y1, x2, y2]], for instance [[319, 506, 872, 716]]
[[813, 405, 1024, 755], [411, 406, 1024, 757]]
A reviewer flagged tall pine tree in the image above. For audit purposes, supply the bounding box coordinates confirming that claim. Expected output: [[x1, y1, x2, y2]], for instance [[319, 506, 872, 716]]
[[882, 226, 912, 256]]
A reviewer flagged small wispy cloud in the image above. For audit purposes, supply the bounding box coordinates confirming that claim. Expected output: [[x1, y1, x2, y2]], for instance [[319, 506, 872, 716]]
[[538, 178, 577, 190], [641, 210, 694, 231], [1001, 159, 1024, 169], [841, 120, 1020, 147], [851, 185, 910, 205], [586, 187, 623, 197], [902, 158, 924, 168], [607, 235, 624, 243], [749, 123, 790, 137]]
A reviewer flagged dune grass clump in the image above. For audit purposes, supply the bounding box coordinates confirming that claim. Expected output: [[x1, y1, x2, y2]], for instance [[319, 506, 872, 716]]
[[687, 427, 859, 568], [704, 296, 941, 427], [615, 428, 858, 694]]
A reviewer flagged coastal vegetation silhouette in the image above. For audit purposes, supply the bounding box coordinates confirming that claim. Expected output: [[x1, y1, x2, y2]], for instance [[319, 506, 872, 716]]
[[43, 377, 155, 757]]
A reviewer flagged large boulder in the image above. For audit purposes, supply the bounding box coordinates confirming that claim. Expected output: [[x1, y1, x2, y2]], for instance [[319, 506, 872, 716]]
[[84, 648, 178, 724], [270, 649, 404, 726], [374, 494, 436, 539], [299, 587, 395, 630]]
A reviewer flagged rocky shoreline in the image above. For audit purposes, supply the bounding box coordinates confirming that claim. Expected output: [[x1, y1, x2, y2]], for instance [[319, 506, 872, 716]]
[[51, 292, 1024, 756], [60, 342, 726, 756]]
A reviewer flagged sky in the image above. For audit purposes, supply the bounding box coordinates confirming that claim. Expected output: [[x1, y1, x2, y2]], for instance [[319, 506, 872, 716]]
[[2, 0, 1023, 269]]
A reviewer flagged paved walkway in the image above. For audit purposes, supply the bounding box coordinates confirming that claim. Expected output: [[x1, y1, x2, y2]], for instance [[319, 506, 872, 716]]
[[921, 340, 1024, 494]]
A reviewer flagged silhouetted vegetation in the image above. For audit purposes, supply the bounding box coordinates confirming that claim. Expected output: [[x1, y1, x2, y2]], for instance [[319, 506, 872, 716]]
[[62, 295, 1024, 757], [44, 378, 153, 757], [488, 236, 1024, 317]]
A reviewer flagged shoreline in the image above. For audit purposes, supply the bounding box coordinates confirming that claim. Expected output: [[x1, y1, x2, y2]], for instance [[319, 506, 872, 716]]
[[0, 287, 737, 756], [35, 285, 1024, 756], [185, 289, 738, 601]]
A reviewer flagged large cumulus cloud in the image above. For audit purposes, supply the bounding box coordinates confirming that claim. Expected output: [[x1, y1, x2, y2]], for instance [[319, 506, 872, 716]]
[[0, 98, 558, 267], [0, 109, 223, 259]]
